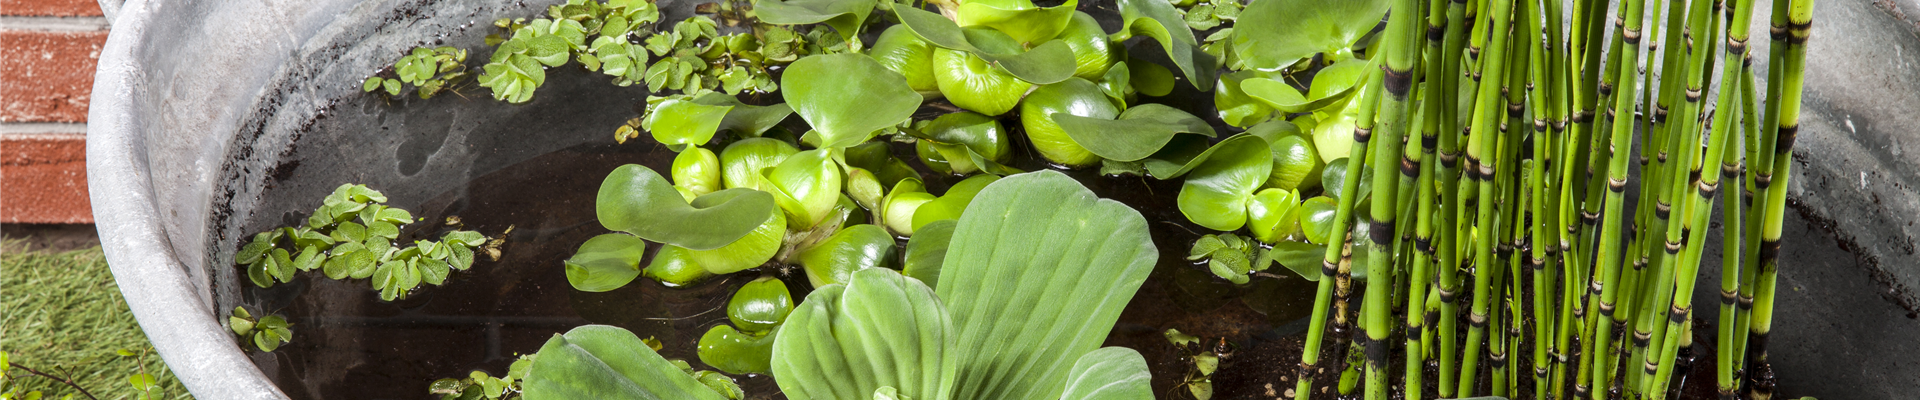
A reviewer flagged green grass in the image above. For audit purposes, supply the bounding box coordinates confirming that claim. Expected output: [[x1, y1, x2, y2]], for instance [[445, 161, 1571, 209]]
[[2, 241, 192, 400]]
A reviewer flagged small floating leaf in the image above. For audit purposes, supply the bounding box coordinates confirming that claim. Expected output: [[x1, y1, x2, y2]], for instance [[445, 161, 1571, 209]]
[[1177, 135, 1274, 231], [782, 54, 923, 148], [563, 234, 647, 292], [597, 165, 776, 250], [1053, 103, 1217, 162]]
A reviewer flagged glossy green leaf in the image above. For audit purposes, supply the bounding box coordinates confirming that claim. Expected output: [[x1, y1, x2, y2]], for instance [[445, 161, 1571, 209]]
[[771, 268, 956, 400], [782, 54, 923, 148], [1239, 77, 1317, 113], [954, 0, 1079, 44], [1266, 134, 1323, 191], [1268, 240, 1325, 281], [720, 138, 800, 191], [645, 99, 733, 147], [693, 92, 796, 138], [1309, 112, 1358, 162], [643, 245, 714, 287], [684, 196, 786, 274], [1306, 59, 1369, 101], [794, 221, 894, 287], [871, 25, 942, 96], [939, 171, 1157, 400], [1232, 0, 1388, 71], [1057, 11, 1117, 81], [754, 0, 877, 45], [1057, 347, 1154, 400], [597, 164, 776, 250], [901, 219, 954, 290], [910, 174, 999, 231], [762, 149, 843, 229], [920, 112, 1012, 164], [1177, 134, 1274, 231], [893, 7, 1077, 85], [1126, 59, 1175, 97], [1247, 188, 1302, 243], [1114, 0, 1215, 86], [1097, 61, 1133, 108], [1297, 196, 1339, 244], [1054, 103, 1216, 162], [1214, 70, 1275, 127], [522, 325, 730, 400], [1318, 157, 1371, 202], [563, 234, 647, 292], [1021, 78, 1118, 167], [696, 325, 778, 375], [727, 276, 795, 332]]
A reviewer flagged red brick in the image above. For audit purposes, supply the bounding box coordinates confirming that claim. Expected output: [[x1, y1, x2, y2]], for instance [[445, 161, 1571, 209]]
[[2, 134, 91, 223], [0, 0, 103, 17], [1, 30, 107, 123]]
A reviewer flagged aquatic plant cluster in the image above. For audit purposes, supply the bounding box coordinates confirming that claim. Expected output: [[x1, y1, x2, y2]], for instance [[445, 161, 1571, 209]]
[[262, 0, 1818, 397]]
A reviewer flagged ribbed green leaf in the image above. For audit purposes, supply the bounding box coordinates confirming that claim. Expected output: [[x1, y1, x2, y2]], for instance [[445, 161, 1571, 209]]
[[902, 220, 956, 290], [782, 54, 922, 148], [771, 268, 956, 400], [522, 325, 729, 400], [937, 170, 1157, 400], [1057, 347, 1154, 400]]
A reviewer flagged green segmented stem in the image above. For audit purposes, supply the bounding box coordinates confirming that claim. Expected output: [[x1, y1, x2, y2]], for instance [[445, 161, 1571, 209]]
[[1457, 0, 1516, 395], [1435, 0, 1474, 395], [1750, 1, 1814, 399], [1364, 0, 1423, 397], [1590, 0, 1650, 394], [1293, 63, 1386, 400]]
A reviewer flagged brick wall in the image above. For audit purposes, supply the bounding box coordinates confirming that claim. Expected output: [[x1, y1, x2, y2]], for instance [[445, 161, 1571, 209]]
[[2, 0, 106, 224]]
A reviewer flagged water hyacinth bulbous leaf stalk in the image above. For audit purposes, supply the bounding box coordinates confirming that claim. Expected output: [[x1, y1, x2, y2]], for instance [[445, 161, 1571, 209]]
[[796, 224, 897, 287], [1022, 78, 1120, 167], [595, 164, 775, 250], [871, 25, 943, 96], [781, 53, 923, 148]]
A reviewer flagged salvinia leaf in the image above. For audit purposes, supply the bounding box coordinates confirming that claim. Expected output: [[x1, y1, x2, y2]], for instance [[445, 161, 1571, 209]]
[[938, 170, 1158, 400], [893, 6, 1077, 85], [521, 325, 731, 400], [781, 54, 923, 148], [596, 164, 776, 250], [1232, 0, 1389, 71], [1051, 103, 1217, 162]]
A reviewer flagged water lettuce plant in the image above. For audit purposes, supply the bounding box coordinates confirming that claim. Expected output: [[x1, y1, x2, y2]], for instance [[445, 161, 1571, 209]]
[[524, 171, 1156, 400]]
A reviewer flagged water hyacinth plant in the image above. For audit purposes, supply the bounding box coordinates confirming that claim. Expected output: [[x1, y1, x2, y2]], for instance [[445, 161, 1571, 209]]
[[325, 0, 1819, 395]]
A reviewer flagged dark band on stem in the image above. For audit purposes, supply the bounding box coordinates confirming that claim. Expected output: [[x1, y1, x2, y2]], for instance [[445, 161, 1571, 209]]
[[1385, 67, 1415, 98], [1633, 330, 1652, 347], [1625, 28, 1644, 45], [1438, 286, 1457, 303], [1356, 127, 1374, 143], [1669, 305, 1690, 323], [1583, 211, 1600, 225], [1777, 124, 1799, 154], [1370, 220, 1397, 246], [1720, 289, 1738, 304], [1440, 149, 1461, 168], [1366, 338, 1390, 366], [1723, 161, 1742, 178], [1508, 102, 1526, 119], [1656, 202, 1672, 220], [1490, 352, 1508, 368], [1536, 366, 1551, 379], [1322, 260, 1339, 277], [1756, 172, 1773, 189], [1428, 25, 1446, 42], [1727, 37, 1748, 55], [1699, 179, 1721, 198], [1470, 312, 1489, 328], [1665, 240, 1683, 255], [1402, 156, 1421, 178], [1738, 293, 1755, 309], [1423, 132, 1439, 149], [1686, 88, 1703, 102], [1609, 177, 1628, 193], [1758, 239, 1781, 263]]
